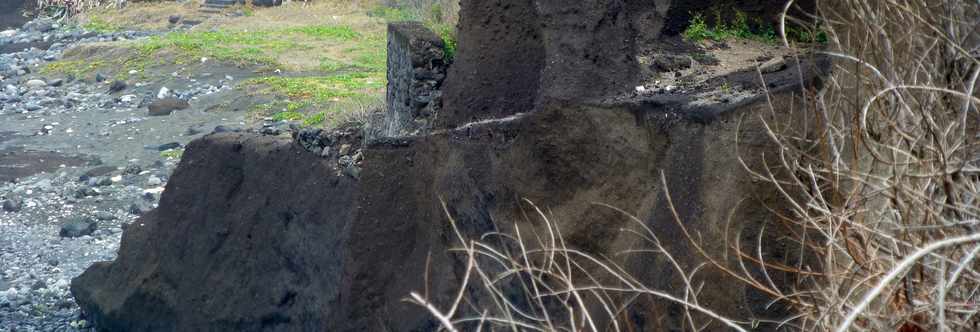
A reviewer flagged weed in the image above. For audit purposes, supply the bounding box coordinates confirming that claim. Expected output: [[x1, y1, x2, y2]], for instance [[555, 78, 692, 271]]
[[160, 149, 184, 160], [430, 23, 457, 61], [303, 112, 327, 126], [271, 111, 304, 122], [683, 11, 774, 43], [683, 9, 828, 45], [285, 25, 360, 40]]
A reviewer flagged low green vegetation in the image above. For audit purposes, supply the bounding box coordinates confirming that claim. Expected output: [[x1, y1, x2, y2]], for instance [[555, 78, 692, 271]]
[[683, 9, 827, 44], [683, 11, 775, 43], [81, 17, 120, 33], [40, 60, 105, 78], [368, 5, 457, 61], [271, 111, 305, 122], [160, 149, 184, 160]]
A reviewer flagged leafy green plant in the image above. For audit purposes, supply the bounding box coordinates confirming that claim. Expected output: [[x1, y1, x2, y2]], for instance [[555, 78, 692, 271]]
[[272, 111, 304, 122], [303, 112, 327, 127], [683, 11, 773, 43], [430, 23, 457, 61], [160, 149, 184, 160]]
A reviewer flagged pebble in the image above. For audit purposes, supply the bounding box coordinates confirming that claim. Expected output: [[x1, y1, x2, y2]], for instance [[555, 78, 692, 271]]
[[24, 79, 46, 89]]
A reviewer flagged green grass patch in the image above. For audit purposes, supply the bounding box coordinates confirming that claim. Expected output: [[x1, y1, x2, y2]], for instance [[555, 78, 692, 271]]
[[303, 112, 327, 126], [135, 24, 366, 67], [138, 30, 292, 66], [40, 60, 105, 78], [367, 6, 418, 22], [82, 17, 120, 33], [247, 73, 384, 102], [285, 25, 360, 40], [272, 111, 305, 121], [160, 149, 184, 160]]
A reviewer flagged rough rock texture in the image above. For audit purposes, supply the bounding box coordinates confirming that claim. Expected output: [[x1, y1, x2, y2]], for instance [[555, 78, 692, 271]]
[[438, 0, 814, 129], [383, 22, 448, 137], [0, 0, 31, 30], [71, 0, 828, 330], [437, 0, 546, 128], [72, 135, 359, 331], [440, 0, 669, 128], [72, 82, 821, 332]]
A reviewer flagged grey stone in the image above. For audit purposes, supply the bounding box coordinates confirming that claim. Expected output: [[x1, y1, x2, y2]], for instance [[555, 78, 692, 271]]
[[59, 217, 97, 238], [73, 187, 98, 198], [147, 176, 162, 186], [92, 211, 117, 221], [156, 142, 181, 151], [650, 53, 695, 72], [123, 164, 142, 175], [760, 57, 787, 74], [24, 79, 46, 89], [147, 97, 190, 116], [128, 200, 153, 215], [2, 198, 23, 212]]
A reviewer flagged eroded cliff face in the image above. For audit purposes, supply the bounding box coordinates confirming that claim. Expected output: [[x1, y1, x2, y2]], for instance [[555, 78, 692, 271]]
[[71, 0, 827, 330], [0, 0, 32, 30]]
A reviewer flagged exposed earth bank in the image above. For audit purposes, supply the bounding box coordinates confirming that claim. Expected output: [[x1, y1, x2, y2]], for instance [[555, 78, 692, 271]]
[[69, 0, 830, 331]]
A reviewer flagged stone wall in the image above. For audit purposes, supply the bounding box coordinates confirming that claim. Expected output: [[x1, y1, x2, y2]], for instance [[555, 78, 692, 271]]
[[383, 22, 447, 137]]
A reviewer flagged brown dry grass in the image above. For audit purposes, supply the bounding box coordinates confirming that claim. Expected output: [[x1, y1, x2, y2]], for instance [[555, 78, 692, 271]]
[[410, 0, 980, 331]]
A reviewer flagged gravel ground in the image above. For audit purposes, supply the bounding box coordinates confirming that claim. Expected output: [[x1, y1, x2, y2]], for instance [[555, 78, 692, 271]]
[[0, 16, 259, 331]]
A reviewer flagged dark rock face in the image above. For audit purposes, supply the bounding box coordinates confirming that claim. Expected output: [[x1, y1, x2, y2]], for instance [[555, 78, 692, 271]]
[[72, 86, 817, 331], [438, 0, 546, 128], [70, 0, 827, 330], [73, 135, 359, 331], [0, 0, 31, 30]]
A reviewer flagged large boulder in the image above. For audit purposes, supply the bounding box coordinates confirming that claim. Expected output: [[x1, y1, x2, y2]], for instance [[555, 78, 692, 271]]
[[72, 136, 359, 331]]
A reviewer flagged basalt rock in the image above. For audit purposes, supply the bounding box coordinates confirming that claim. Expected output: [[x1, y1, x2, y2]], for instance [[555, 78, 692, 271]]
[[71, 0, 827, 331], [72, 81, 823, 332]]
